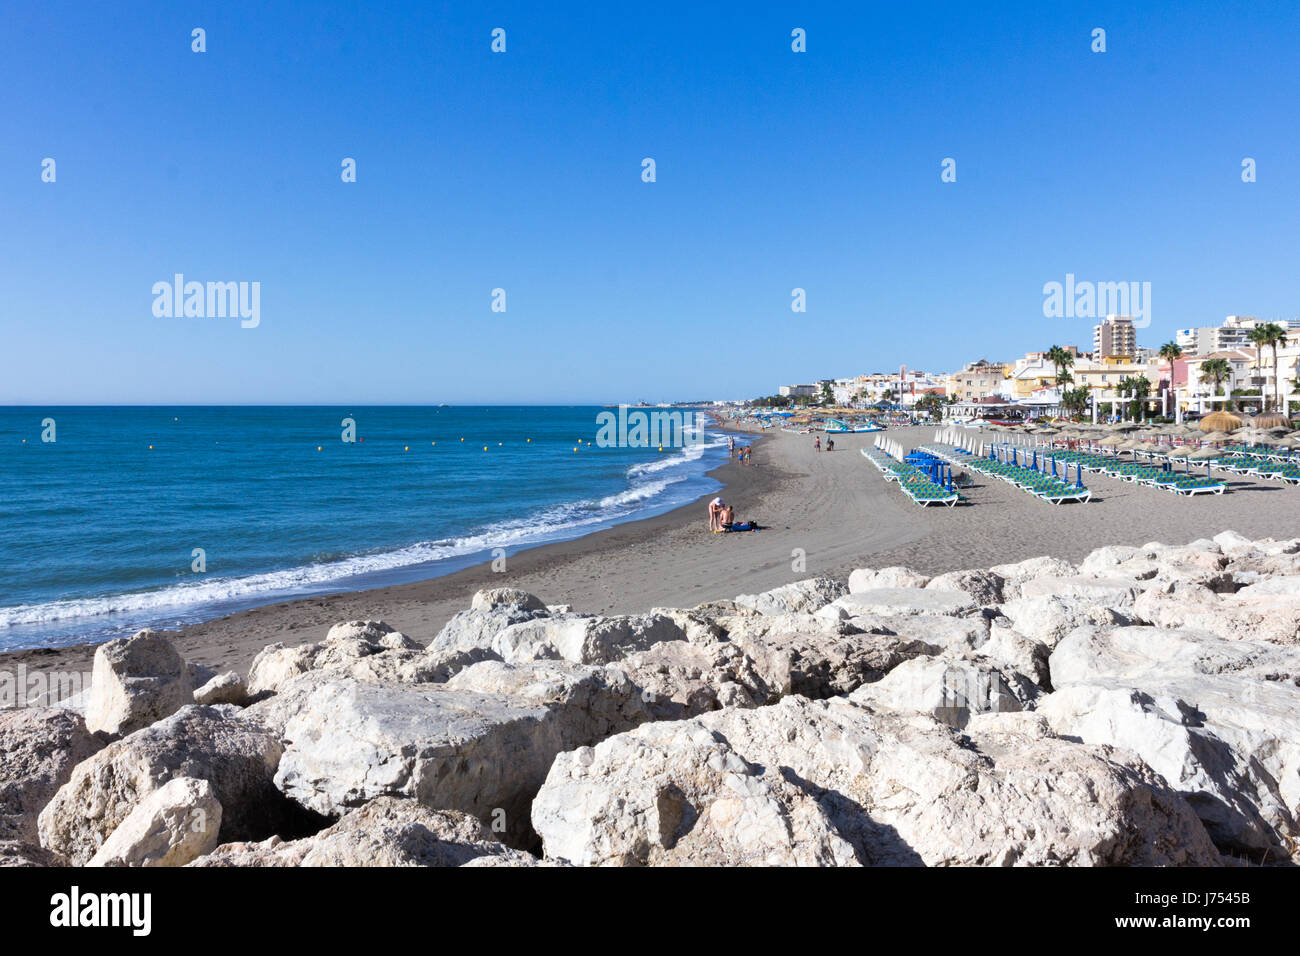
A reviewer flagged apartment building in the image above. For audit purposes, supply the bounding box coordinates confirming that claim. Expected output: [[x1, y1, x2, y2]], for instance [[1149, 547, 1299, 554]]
[[1093, 315, 1137, 359], [945, 359, 1007, 401]]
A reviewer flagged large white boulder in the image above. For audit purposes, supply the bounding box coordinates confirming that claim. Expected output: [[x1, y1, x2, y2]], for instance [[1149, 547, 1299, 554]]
[[996, 594, 1128, 649], [85, 630, 195, 735], [848, 655, 1036, 728], [847, 567, 931, 593], [718, 612, 937, 699], [734, 577, 848, 616], [88, 776, 222, 867], [273, 661, 650, 845], [0, 708, 104, 844], [38, 706, 294, 866], [1045, 625, 1300, 859], [491, 613, 685, 665], [532, 696, 1217, 866], [820, 588, 978, 619]]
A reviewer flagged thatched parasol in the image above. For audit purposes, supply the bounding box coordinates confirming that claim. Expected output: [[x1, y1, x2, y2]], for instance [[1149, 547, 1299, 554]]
[[1252, 412, 1291, 430], [1098, 435, 1124, 447], [1185, 446, 1222, 460], [1199, 430, 1231, 443], [1198, 411, 1242, 433]]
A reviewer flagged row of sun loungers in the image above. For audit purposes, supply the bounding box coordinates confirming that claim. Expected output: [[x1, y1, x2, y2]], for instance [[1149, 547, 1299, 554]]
[[1041, 449, 1228, 495], [1163, 451, 1300, 485], [861, 447, 961, 507], [920, 444, 1092, 504]]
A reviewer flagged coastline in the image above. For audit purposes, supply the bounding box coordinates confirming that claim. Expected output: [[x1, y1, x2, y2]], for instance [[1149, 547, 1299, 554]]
[[7, 423, 1300, 683]]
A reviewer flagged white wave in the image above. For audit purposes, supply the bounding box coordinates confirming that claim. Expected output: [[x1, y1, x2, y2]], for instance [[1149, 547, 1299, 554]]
[[0, 443, 722, 630]]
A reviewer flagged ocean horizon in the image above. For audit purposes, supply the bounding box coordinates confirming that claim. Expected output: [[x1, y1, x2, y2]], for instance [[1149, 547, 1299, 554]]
[[0, 405, 725, 651]]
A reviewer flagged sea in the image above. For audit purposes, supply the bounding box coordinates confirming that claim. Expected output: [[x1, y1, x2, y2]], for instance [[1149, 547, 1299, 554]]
[[0, 406, 726, 652]]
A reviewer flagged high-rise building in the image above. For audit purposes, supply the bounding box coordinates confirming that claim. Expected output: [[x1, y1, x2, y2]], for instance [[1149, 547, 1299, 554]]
[[1175, 316, 1300, 357], [1093, 315, 1136, 359]]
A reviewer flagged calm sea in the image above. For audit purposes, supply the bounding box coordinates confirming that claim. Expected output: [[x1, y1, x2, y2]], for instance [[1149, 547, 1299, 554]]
[[0, 406, 725, 651]]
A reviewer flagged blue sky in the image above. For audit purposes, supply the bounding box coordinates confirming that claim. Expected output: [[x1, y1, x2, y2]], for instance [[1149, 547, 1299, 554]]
[[3, 1, 1299, 404]]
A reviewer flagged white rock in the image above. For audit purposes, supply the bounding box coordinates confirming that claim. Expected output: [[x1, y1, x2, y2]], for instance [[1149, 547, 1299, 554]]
[[734, 577, 848, 616], [848, 567, 931, 593], [925, 569, 1005, 606], [1046, 625, 1300, 858], [1018, 576, 1143, 610], [0, 708, 104, 844], [988, 555, 1078, 599], [193, 671, 248, 707], [533, 696, 1218, 866], [977, 625, 1051, 689], [88, 777, 222, 867], [719, 612, 937, 699], [427, 603, 551, 657], [274, 662, 650, 845], [471, 588, 548, 612], [491, 613, 684, 665], [996, 594, 1128, 649], [822, 588, 978, 619], [38, 706, 293, 866], [848, 655, 1034, 728], [85, 630, 194, 736]]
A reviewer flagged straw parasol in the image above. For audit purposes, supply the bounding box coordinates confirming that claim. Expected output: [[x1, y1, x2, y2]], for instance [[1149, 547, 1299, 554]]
[[1252, 412, 1291, 430], [1098, 435, 1124, 447], [1199, 430, 1231, 443], [1198, 411, 1242, 433], [1185, 446, 1222, 460]]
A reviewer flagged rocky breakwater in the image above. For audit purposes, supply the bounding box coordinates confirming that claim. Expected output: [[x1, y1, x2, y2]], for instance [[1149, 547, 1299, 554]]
[[2, 533, 1297, 867]]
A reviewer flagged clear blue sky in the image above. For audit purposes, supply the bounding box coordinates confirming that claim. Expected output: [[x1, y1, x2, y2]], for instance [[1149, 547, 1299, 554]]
[[4, 1, 1299, 404]]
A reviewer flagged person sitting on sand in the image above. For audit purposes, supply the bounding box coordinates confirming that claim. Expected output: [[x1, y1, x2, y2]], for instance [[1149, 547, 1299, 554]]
[[826, 438, 834, 452], [720, 503, 734, 527]]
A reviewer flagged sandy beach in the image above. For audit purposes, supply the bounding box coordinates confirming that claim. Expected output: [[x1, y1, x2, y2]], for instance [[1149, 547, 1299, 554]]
[[7, 423, 1300, 683]]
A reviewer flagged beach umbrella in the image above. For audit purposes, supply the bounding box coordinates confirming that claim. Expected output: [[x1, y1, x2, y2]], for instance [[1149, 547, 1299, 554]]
[[1198, 411, 1242, 433], [1251, 412, 1290, 430], [1199, 430, 1230, 443], [1098, 435, 1124, 447]]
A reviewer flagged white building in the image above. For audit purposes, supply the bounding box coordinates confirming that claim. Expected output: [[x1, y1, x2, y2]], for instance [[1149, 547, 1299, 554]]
[[1175, 315, 1300, 357], [778, 384, 818, 398]]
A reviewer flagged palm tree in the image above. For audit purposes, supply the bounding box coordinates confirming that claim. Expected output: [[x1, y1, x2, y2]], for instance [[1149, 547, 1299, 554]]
[[1248, 325, 1270, 406], [1157, 342, 1182, 417], [1045, 345, 1074, 386], [1199, 358, 1233, 410], [1061, 386, 1089, 418], [1256, 322, 1290, 412], [1157, 342, 1182, 386]]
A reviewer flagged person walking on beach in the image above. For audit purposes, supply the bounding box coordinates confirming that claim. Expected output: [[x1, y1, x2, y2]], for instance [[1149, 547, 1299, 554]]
[[728, 435, 736, 457], [814, 436, 821, 452]]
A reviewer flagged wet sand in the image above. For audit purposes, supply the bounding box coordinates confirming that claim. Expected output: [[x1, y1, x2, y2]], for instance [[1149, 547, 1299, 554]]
[[6, 424, 1300, 683]]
